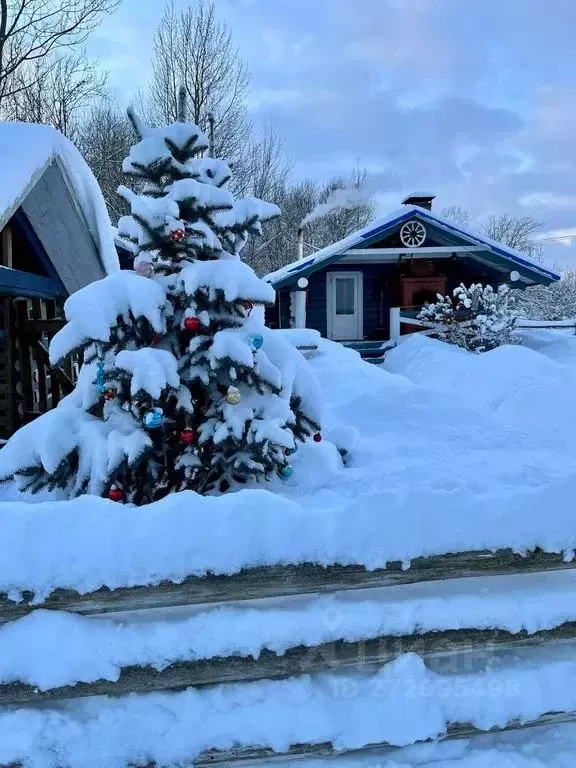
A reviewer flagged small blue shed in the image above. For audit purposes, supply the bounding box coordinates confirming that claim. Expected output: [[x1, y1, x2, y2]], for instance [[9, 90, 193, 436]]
[[265, 195, 559, 344], [0, 122, 118, 439]]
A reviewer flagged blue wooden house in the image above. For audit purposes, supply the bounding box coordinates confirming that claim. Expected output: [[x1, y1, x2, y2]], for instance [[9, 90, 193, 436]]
[[265, 195, 559, 347], [0, 122, 115, 440]]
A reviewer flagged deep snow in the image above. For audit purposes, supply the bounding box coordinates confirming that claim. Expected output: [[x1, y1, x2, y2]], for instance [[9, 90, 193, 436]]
[[3, 329, 576, 766], [3, 648, 576, 767]]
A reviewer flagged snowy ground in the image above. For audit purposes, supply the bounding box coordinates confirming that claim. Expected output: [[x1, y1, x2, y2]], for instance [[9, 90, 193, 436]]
[[3, 330, 576, 766]]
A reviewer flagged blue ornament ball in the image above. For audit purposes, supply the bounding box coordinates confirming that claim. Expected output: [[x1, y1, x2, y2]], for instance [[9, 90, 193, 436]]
[[143, 408, 164, 429], [281, 464, 294, 479], [250, 333, 264, 350]]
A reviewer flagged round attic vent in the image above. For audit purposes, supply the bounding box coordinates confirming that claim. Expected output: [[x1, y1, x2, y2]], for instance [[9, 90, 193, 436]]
[[400, 219, 427, 247]]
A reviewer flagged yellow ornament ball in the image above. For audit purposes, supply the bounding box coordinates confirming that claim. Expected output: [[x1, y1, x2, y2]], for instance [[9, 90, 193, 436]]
[[226, 386, 242, 405]]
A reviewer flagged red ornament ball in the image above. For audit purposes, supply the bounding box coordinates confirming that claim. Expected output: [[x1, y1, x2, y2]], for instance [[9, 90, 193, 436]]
[[184, 316, 201, 332], [108, 486, 123, 502], [313, 433, 322, 443], [151, 334, 161, 347], [103, 388, 117, 401], [179, 428, 197, 445], [242, 300, 253, 312], [169, 228, 186, 242]]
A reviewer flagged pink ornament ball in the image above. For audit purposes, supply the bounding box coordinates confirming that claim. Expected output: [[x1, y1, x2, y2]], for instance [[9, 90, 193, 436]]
[[134, 261, 152, 277]]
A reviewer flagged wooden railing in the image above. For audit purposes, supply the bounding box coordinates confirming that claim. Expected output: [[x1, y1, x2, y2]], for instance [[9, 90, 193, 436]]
[[9, 298, 76, 431], [389, 308, 576, 341], [1, 546, 576, 763]]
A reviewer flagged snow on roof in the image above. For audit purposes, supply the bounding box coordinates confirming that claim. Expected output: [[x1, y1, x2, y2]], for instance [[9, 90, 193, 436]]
[[265, 205, 561, 287], [0, 122, 119, 274]]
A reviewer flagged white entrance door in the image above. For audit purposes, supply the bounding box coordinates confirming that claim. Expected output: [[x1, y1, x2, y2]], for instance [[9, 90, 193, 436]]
[[327, 271, 363, 340]]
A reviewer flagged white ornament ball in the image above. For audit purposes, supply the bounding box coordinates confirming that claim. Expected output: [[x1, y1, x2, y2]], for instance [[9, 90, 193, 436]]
[[226, 386, 242, 405], [510, 270, 520, 282], [297, 277, 309, 289]]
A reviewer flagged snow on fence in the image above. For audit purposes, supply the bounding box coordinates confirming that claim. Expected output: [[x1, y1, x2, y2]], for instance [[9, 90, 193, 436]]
[[2, 542, 576, 763], [391, 308, 576, 340], [516, 318, 576, 332]]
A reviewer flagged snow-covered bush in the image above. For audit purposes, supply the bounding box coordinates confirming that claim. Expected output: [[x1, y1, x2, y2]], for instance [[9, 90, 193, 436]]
[[514, 270, 576, 321], [418, 283, 518, 353]]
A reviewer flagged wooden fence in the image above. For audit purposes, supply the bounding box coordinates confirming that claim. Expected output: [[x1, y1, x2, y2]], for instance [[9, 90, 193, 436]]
[[1, 546, 576, 764]]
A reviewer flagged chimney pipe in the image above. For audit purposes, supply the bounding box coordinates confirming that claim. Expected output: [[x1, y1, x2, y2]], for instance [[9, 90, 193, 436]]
[[402, 193, 435, 211], [297, 227, 304, 260]]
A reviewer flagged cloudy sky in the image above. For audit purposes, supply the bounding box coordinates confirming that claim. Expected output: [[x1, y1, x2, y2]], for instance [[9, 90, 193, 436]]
[[89, 0, 576, 267]]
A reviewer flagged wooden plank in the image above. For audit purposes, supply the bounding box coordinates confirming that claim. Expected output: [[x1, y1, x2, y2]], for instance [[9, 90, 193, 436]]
[[1, 225, 12, 268], [28, 339, 74, 392], [20, 318, 65, 334], [29, 301, 48, 414], [3, 711, 569, 767], [0, 298, 13, 439], [0, 548, 575, 623], [15, 302, 34, 418], [1, 621, 576, 706], [192, 711, 576, 767], [20, 163, 105, 293]]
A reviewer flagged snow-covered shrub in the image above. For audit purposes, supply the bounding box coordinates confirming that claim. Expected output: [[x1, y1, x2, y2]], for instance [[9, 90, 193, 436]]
[[418, 283, 518, 353], [514, 270, 576, 321]]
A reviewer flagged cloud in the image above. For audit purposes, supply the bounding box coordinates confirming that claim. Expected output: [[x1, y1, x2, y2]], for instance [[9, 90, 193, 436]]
[[87, 0, 576, 270]]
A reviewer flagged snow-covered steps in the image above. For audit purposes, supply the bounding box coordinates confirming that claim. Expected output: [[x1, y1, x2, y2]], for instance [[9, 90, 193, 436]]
[[342, 339, 396, 364]]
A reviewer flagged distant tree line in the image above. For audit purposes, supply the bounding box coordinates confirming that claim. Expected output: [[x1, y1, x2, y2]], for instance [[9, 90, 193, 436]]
[[0, 0, 375, 275], [0, 0, 555, 282]]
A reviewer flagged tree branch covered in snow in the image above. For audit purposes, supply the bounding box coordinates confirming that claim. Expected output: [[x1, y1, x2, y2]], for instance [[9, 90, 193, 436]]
[[514, 270, 576, 321]]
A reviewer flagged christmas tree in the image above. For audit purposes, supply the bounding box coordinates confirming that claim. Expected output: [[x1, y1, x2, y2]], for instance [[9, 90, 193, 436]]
[[0, 107, 322, 503]]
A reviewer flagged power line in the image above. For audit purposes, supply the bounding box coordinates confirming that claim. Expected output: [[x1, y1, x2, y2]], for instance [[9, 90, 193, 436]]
[[538, 233, 576, 243]]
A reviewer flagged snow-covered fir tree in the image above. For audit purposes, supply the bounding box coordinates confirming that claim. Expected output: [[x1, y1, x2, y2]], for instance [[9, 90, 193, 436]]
[[0, 109, 322, 503], [418, 283, 518, 353]]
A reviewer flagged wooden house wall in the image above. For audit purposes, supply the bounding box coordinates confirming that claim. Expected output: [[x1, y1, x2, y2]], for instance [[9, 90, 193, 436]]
[[305, 263, 400, 339], [272, 256, 511, 340], [20, 162, 104, 294]]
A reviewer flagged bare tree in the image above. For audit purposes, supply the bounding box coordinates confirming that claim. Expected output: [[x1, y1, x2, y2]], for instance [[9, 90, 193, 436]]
[[147, 0, 251, 165], [480, 213, 543, 259], [0, 0, 119, 105], [247, 170, 375, 277], [442, 206, 543, 260], [3, 52, 106, 139], [233, 122, 290, 200], [76, 100, 133, 223], [441, 205, 470, 226], [245, 179, 317, 276]]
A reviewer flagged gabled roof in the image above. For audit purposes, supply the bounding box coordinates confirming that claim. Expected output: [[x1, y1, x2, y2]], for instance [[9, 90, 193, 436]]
[[0, 122, 119, 277], [265, 205, 561, 289]]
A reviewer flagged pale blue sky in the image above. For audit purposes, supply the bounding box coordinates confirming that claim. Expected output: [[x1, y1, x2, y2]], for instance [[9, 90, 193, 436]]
[[88, 0, 576, 265]]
